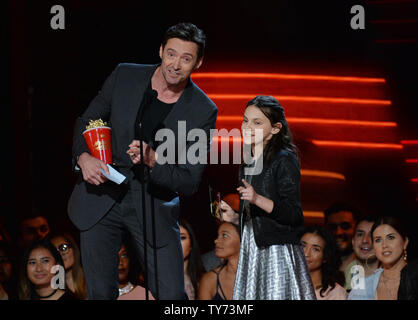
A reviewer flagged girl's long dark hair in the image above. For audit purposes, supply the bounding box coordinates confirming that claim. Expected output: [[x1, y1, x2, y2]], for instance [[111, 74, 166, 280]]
[[371, 216, 408, 240], [179, 219, 205, 295], [245, 95, 299, 165], [302, 226, 345, 297]]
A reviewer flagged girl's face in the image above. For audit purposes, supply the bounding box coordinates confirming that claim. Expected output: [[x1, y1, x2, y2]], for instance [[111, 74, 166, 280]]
[[373, 224, 408, 269], [241, 105, 281, 147], [180, 226, 192, 261], [301, 233, 325, 272], [27, 247, 56, 288], [214, 223, 240, 259], [51, 236, 74, 270]]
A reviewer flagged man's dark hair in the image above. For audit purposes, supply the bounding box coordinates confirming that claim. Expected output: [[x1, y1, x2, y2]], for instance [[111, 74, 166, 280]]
[[353, 215, 378, 233], [162, 22, 206, 60], [324, 202, 362, 223]]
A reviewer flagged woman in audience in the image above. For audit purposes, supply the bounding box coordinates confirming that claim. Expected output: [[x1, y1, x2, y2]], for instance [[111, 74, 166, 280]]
[[0, 241, 18, 300], [198, 222, 241, 300], [117, 241, 154, 300], [18, 239, 77, 300], [50, 232, 86, 299], [301, 226, 347, 300], [349, 216, 417, 300], [179, 219, 205, 300]]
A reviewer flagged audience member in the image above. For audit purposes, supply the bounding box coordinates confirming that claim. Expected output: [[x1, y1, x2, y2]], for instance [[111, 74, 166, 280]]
[[344, 216, 379, 291], [202, 193, 240, 272], [349, 216, 417, 300], [398, 259, 418, 300], [0, 216, 13, 245], [117, 242, 154, 300], [198, 222, 241, 300], [18, 239, 77, 300], [18, 213, 51, 249], [301, 226, 347, 300], [179, 219, 205, 300], [0, 241, 18, 300], [324, 203, 359, 272], [50, 232, 87, 299]]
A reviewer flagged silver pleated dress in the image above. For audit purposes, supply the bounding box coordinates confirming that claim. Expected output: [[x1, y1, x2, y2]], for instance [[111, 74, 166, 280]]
[[232, 219, 316, 300]]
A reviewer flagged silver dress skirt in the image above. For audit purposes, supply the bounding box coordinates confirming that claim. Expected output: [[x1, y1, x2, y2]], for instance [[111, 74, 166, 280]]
[[233, 219, 316, 300]]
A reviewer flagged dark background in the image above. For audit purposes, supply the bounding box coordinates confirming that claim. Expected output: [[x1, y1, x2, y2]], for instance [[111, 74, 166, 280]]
[[3, 0, 418, 257]]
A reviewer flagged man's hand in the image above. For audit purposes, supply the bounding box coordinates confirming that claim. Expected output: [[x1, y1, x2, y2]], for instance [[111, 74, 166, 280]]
[[77, 152, 109, 186], [126, 140, 158, 168]]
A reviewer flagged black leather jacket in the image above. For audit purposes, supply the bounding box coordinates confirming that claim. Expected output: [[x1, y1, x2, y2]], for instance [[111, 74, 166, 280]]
[[398, 260, 418, 300], [238, 149, 304, 248]]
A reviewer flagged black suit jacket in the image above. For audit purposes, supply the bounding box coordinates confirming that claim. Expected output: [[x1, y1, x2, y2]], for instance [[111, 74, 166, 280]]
[[67, 63, 217, 246], [238, 149, 304, 247]]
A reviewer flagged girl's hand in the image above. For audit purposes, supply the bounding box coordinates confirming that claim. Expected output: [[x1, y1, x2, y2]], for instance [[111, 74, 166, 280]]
[[237, 179, 258, 204]]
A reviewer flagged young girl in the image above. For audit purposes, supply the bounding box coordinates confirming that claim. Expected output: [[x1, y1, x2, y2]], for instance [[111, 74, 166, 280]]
[[220, 95, 315, 300], [198, 222, 241, 300], [18, 239, 77, 300], [301, 227, 347, 300]]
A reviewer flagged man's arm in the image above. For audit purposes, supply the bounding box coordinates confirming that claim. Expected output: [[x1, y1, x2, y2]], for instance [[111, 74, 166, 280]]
[[72, 66, 118, 167], [149, 108, 217, 196], [71, 65, 119, 180]]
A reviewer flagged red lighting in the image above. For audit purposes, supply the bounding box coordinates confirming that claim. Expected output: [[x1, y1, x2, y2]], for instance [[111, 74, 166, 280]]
[[301, 169, 346, 181], [303, 211, 325, 218], [217, 116, 397, 127], [311, 140, 403, 150], [208, 94, 391, 106], [406, 159, 418, 164], [212, 136, 242, 143], [412, 179, 418, 183], [401, 140, 418, 145], [192, 72, 386, 83]]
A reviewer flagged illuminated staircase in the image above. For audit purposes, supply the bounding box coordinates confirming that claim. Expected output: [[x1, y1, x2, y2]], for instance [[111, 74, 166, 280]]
[[192, 69, 416, 223]]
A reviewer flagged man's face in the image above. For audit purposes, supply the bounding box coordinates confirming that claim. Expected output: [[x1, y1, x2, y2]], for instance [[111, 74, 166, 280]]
[[326, 211, 355, 253], [20, 217, 50, 247], [352, 221, 376, 262], [159, 38, 202, 87]]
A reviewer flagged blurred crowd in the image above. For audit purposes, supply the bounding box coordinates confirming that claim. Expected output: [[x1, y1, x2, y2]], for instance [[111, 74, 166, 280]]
[[0, 197, 417, 300]]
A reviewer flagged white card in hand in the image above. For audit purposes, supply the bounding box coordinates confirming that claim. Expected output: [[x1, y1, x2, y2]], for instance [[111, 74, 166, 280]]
[[100, 164, 126, 185]]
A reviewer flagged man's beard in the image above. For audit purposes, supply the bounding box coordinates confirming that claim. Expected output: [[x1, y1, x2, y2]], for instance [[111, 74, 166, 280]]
[[339, 245, 353, 257], [336, 234, 353, 256]]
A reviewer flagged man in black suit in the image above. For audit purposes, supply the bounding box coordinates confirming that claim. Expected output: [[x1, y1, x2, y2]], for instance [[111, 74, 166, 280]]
[[68, 23, 217, 299]]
